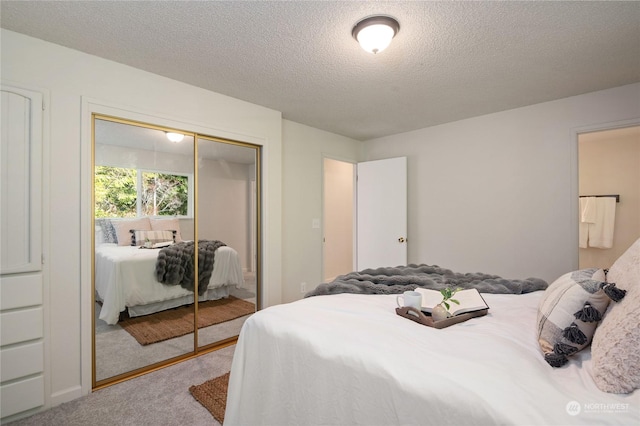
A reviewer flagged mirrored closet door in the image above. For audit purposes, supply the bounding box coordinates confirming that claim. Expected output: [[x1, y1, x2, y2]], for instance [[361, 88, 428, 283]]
[[195, 135, 259, 349], [92, 115, 260, 388]]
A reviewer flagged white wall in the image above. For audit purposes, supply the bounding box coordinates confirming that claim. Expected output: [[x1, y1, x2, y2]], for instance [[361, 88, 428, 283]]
[[363, 83, 640, 284], [96, 144, 194, 174], [282, 120, 362, 303], [1, 29, 282, 410], [197, 157, 252, 269]]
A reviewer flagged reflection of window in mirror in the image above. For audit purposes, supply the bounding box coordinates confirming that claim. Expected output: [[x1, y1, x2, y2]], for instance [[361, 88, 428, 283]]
[[95, 166, 193, 218]]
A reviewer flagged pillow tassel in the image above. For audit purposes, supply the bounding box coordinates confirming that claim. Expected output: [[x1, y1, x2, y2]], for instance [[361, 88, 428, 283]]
[[553, 342, 579, 356], [573, 302, 602, 322], [602, 282, 627, 302], [562, 322, 588, 345], [545, 352, 568, 368]]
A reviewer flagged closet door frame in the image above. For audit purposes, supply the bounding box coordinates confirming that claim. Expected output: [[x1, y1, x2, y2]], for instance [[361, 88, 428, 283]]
[[81, 98, 263, 393]]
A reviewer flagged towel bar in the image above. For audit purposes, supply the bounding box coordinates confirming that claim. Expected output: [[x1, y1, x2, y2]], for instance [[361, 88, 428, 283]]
[[579, 194, 620, 203]]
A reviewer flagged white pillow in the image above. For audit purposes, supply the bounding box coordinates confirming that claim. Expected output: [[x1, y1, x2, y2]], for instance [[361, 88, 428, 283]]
[[112, 217, 152, 246], [591, 238, 639, 393], [95, 225, 104, 245], [150, 218, 183, 242]]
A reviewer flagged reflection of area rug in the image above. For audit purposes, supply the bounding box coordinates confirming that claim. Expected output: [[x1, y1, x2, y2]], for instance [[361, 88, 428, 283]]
[[119, 297, 254, 346], [190, 372, 230, 424]]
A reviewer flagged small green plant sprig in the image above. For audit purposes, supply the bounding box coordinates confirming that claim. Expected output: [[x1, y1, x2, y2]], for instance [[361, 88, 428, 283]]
[[440, 287, 462, 311]]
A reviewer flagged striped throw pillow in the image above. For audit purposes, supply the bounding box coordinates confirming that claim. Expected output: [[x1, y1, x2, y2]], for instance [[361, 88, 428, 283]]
[[537, 268, 609, 367], [130, 229, 176, 247]]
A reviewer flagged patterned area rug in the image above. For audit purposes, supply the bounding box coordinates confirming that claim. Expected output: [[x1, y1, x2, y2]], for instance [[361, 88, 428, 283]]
[[190, 372, 230, 424], [119, 296, 255, 345]]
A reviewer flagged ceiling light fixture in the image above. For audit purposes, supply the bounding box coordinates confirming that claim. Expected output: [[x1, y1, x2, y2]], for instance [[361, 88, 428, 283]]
[[166, 132, 184, 143], [352, 15, 400, 54]]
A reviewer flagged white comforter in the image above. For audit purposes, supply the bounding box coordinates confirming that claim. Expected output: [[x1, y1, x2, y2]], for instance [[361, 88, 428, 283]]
[[225, 292, 639, 426], [95, 243, 244, 325]]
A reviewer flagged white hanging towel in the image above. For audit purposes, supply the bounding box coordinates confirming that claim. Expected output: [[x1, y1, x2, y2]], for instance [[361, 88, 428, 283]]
[[581, 196, 597, 223], [579, 197, 597, 248], [588, 197, 617, 249]]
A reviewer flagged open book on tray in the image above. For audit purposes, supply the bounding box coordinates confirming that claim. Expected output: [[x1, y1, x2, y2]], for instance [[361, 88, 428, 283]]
[[414, 288, 489, 316], [396, 288, 489, 329], [395, 306, 488, 329]]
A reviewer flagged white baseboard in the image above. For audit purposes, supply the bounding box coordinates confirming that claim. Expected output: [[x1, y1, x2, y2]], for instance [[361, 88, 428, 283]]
[[50, 385, 83, 407], [4, 385, 85, 422], [1, 405, 44, 424]]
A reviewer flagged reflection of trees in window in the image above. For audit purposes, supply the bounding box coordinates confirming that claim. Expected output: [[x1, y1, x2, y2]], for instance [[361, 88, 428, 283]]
[[95, 166, 137, 218], [95, 166, 189, 218], [141, 172, 188, 216]]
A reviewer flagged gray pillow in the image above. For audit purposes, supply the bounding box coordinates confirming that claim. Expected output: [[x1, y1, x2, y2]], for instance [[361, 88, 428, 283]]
[[537, 268, 609, 367], [96, 218, 118, 244]]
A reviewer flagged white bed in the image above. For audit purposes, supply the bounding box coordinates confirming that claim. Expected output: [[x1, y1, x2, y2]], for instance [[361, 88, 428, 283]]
[[225, 291, 639, 425], [95, 243, 244, 325]]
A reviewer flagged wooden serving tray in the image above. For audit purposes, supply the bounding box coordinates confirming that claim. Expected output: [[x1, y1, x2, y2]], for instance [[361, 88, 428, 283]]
[[395, 306, 488, 329]]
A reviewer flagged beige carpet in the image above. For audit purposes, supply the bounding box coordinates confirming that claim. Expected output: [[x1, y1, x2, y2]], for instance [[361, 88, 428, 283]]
[[190, 372, 230, 424], [8, 346, 235, 426], [119, 296, 254, 345]]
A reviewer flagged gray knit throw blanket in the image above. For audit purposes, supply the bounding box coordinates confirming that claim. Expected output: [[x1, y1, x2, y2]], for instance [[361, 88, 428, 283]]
[[155, 240, 226, 295], [305, 264, 548, 297]]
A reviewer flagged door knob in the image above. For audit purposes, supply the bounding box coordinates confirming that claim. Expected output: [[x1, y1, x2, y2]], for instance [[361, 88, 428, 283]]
[[398, 237, 406, 243]]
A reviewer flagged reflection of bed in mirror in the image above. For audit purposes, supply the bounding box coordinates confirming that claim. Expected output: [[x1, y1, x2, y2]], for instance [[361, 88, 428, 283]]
[[94, 217, 244, 325]]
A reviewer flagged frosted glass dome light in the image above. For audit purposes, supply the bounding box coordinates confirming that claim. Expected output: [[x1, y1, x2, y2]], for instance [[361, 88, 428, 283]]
[[166, 132, 185, 143], [352, 16, 400, 54]]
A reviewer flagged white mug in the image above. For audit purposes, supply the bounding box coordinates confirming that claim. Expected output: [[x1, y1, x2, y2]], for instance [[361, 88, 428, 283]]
[[396, 291, 422, 310]]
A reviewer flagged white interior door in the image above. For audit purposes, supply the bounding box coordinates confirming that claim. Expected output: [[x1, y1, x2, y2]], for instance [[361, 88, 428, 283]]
[[356, 157, 407, 270]]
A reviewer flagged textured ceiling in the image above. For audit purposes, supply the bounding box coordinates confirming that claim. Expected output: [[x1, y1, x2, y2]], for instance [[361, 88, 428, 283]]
[[2, 1, 639, 141]]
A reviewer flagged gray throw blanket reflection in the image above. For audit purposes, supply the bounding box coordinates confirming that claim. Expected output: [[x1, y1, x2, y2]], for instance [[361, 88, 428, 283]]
[[305, 264, 547, 297], [155, 240, 226, 295]]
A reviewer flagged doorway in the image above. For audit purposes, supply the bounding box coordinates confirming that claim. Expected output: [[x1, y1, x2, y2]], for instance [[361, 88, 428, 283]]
[[578, 125, 640, 269], [322, 157, 355, 282], [322, 156, 408, 281]]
